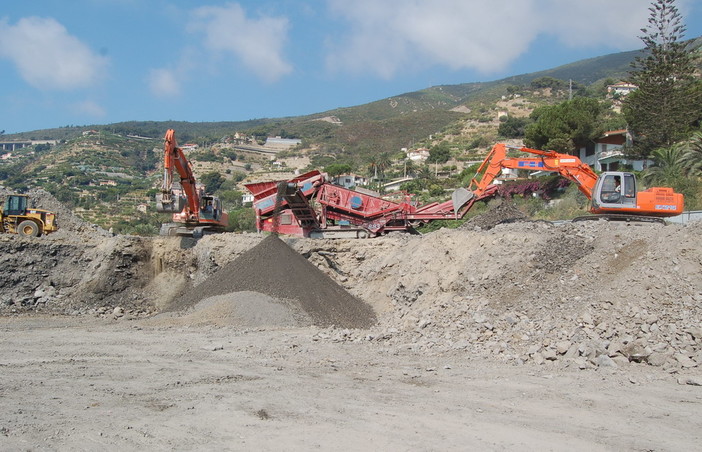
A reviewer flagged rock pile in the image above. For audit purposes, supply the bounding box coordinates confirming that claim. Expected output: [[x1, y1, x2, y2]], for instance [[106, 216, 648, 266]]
[[2, 186, 700, 375], [461, 198, 527, 230], [298, 220, 702, 372], [171, 234, 377, 329]]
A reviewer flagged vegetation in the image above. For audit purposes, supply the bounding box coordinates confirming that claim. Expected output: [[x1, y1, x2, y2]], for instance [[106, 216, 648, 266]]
[[524, 97, 624, 153], [622, 0, 702, 158], [1, 16, 700, 233]]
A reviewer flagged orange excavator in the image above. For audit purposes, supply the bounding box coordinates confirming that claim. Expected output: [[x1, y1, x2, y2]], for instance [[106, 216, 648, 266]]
[[466, 143, 684, 222], [155, 129, 228, 237]]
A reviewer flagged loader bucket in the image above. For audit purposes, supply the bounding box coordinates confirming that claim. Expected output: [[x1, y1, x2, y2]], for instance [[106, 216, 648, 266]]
[[155, 194, 186, 213], [451, 188, 475, 218]]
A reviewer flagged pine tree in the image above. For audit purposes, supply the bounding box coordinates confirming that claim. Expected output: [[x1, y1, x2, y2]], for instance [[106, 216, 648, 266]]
[[622, 0, 702, 158]]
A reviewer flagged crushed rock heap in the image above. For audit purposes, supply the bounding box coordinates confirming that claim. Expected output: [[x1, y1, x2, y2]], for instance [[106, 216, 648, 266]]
[[169, 234, 377, 329]]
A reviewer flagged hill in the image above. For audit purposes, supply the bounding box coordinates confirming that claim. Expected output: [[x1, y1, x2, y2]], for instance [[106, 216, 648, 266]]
[[1, 40, 700, 233]]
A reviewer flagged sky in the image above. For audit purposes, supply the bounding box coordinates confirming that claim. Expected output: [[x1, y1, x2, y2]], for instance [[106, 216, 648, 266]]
[[1, 0, 701, 134]]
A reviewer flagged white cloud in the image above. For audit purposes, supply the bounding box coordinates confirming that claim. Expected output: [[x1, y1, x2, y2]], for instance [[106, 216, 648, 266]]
[[0, 16, 109, 90], [325, 0, 654, 78], [73, 99, 106, 118], [188, 3, 292, 83], [147, 68, 181, 98]]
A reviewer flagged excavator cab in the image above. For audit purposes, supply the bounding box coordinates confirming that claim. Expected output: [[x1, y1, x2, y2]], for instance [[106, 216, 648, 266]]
[[594, 172, 637, 208], [199, 195, 222, 221]]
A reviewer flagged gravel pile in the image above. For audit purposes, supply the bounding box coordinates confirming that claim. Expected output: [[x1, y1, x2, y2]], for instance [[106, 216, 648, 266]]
[[461, 199, 527, 230], [171, 234, 377, 329]]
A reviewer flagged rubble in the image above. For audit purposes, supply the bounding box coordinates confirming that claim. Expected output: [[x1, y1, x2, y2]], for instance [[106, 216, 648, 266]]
[[1, 188, 700, 375]]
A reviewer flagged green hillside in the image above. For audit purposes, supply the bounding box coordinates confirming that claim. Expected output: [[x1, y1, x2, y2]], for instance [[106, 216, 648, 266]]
[[2, 40, 700, 234]]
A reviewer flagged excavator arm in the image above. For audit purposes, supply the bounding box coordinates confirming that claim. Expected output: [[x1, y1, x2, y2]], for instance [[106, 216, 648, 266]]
[[157, 129, 202, 220], [468, 143, 683, 219], [469, 143, 599, 199]]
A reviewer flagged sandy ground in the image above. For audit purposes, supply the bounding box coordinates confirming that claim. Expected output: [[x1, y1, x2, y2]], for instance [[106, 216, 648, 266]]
[[2, 316, 701, 451]]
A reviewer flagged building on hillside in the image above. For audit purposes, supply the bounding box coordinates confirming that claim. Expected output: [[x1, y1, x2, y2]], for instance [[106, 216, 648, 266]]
[[606, 82, 637, 97], [242, 193, 254, 205], [332, 174, 368, 189], [576, 129, 652, 172], [383, 177, 414, 192], [265, 137, 302, 149], [406, 148, 430, 162]]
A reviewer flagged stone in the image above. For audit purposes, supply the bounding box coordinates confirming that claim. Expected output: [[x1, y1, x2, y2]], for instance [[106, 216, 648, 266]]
[[564, 343, 580, 358], [596, 354, 617, 368], [542, 349, 558, 361], [556, 341, 571, 355], [646, 352, 671, 367], [677, 376, 702, 386], [674, 354, 698, 368], [532, 352, 545, 365]]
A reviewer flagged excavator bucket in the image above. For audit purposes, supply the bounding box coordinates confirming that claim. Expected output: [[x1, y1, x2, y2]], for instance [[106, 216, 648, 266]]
[[451, 188, 474, 218], [155, 193, 186, 213]]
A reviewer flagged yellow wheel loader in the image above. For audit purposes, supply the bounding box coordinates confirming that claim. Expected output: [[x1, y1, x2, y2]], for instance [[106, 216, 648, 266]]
[[0, 194, 59, 237]]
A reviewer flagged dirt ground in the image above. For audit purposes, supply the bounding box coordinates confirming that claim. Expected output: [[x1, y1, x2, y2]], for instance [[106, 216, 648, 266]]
[[2, 316, 701, 451], [1, 190, 701, 450]]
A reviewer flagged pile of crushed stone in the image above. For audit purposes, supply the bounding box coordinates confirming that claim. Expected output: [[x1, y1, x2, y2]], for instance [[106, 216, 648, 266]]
[[461, 198, 527, 230], [169, 234, 377, 329]]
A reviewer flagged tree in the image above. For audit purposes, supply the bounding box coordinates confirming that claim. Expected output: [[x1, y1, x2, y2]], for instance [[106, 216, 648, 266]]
[[427, 143, 451, 164], [524, 97, 604, 152], [530, 77, 566, 91], [324, 163, 353, 178], [498, 116, 530, 138], [622, 0, 702, 157], [681, 131, 702, 177], [641, 144, 685, 187], [199, 171, 225, 193]]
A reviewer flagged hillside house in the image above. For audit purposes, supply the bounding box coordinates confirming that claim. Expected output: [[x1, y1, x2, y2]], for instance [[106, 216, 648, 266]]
[[333, 174, 367, 189], [577, 129, 651, 172], [406, 148, 430, 162], [242, 193, 254, 205], [607, 82, 637, 97]]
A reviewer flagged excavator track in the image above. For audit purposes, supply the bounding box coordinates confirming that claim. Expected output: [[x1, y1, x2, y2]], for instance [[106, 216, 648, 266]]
[[572, 214, 666, 225]]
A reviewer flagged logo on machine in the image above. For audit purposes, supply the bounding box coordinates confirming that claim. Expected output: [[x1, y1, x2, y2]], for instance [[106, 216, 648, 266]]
[[517, 161, 544, 168], [654, 204, 677, 210]]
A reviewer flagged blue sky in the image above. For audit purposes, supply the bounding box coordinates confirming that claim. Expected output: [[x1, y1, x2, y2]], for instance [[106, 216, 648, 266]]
[[1, 0, 701, 134]]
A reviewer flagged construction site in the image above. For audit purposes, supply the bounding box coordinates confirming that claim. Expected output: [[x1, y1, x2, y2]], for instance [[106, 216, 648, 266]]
[[1, 183, 701, 450]]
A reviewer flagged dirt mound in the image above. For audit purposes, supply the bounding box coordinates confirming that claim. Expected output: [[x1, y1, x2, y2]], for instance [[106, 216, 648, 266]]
[[461, 198, 527, 230], [171, 234, 377, 329]]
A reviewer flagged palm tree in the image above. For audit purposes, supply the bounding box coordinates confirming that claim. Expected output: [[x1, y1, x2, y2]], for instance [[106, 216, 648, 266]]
[[681, 131, 702, 177], [376, 153, 392, 180], [642, 144, 686, 188], [366, 156, 379, 181]]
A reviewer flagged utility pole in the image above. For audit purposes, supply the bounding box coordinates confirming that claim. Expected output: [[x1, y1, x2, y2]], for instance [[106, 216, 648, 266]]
[[569, 79, 573, 101]]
